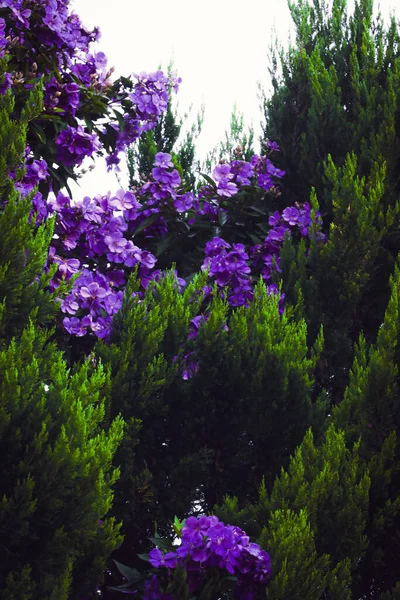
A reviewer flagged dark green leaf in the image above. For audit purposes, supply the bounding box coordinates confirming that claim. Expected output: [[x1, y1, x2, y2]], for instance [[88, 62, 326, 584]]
[[132, 214, 162, 236], [199, 173, 217, 188], [113, 560, 141, 582]]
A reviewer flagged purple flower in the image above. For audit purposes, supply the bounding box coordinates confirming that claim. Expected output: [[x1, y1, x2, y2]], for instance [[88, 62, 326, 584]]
[[80, 282, 107, 301], [57, 257, 81, 278], [174, 192, 195, 213], [282, 206, 299, 226], [90, 316, 113, 340], [181, 352, 200, 380], [109, 189, 138, 212], [149, 548, 178, 569], [257, 173, 273, 192], [204, 237, 231, 257], [268, 211, 282, 227], [188, 314, 208, 340], [265, 158, 285, 178], [63, 316, 91, 336], [61, 294, 79, 314], [56, 125, 101, 166], [147, 514, 272, 594], [154, 152, 174, 168], [217, 177, 238, 198], [213, 163, 233, 181], [44, 77, 80, 116], [266, 140, 280, 152], [106, 152, 121, 172]]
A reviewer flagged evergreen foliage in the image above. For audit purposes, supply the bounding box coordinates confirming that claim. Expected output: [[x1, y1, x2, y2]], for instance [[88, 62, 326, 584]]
[[96, 271, 322, 559], [280, 152, 394, 400], [216, 262, 400, 598], [263, 0, 400, 216], [265, 0, 400, 401], [203, 104, 255, 172], [3, 0, 400, 597], [0, 86, 60, 340], [0, 89, 124, 599]]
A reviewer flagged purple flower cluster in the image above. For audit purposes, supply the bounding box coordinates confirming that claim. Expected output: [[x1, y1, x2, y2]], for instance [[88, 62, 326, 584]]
[[202, 237, 253, 307], [105, 71, 181, 172], [55, 125, 101, 166], [70, 51, 109, 89], [208, 154, 285, 200], [198, 198, 324, 313], [129, 71, 170, 121], [8, 154, 51, 224], [0, 17, 8, 58], [0, 0, 179, 178], [44, 77, 80, 116], [0, 0, 100, 67], [251, 154, 286, 192], [40, 150, 201, 340], [41, 145, 321, 343], [212, 163, 239, 198], [0, 71, 12, 94], [137, 151, 196, 232], [250, 203, 324, 284], [47, 186, 161, 340], [0, 0, 319, 346], [60, 270, 124, 340], [148, 515, 271, 599], [198, 154, 285, 222]]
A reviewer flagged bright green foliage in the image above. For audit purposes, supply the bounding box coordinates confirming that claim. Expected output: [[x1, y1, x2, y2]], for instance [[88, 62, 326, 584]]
[[263, 0, 400, 215], [0, 86, 61, 340], [263, 0, 400, 401], [216, 425, 369, 599], [333, 264, 400, 453], [96, 270, 210, 553], [0, 90, 124, 599], [0, 327, 124, 599], [96, 272, 322, 557], [215, 261, 400, 598], [332, 263, 400, 596], [262, 509, 332, 600], [281, 149, 393, 402]]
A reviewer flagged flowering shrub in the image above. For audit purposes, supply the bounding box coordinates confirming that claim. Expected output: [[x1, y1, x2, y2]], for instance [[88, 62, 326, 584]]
[[111, 515, 271, 599], [40, 146, 322, 342], [0, 0, 322, 346], [0, 1, 332, 599], [0, 0, 181, 195]]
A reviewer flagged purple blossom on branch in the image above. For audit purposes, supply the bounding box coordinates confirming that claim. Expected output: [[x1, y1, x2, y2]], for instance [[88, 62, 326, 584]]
[[55, 125, 101, 166], [147, 514, 272, 599]]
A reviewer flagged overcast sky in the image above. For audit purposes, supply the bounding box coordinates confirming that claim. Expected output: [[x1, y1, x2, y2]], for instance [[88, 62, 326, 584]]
[[70, 0, 397, 199]]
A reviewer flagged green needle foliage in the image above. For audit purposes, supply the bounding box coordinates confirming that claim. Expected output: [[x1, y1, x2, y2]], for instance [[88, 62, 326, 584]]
[[216, 261, 400, 599], [331, 263, 400, 597], [0, 89, 124, 599], [96, 270, 323, 560], [0, 85, 59, 340], [202, 103, 255, 172], [263, 0, 400, 216], [216, 424, 369, 599], [262, 0, 400, 402], [280, 152, 394, 401]]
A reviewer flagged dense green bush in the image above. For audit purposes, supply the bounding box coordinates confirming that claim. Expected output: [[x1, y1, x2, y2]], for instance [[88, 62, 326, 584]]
[[0, 88, 124, 600]]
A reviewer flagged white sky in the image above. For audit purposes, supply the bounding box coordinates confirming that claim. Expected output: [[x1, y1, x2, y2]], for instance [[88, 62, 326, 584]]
[[70, 0, 397, 199]]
